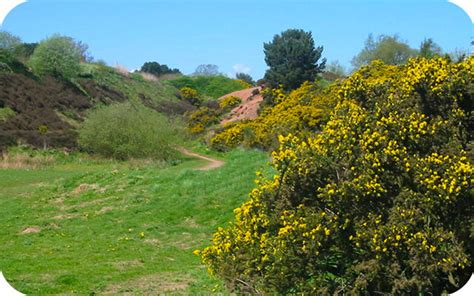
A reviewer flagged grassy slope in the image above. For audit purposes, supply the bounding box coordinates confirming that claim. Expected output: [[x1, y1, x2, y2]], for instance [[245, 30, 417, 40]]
[[0, 148, 270, 294], [80, 63, 178, 104], [168, 75, 245, 99]]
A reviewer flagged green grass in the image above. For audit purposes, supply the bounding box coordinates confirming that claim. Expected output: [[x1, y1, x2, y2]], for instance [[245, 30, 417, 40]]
[[169, 75, 246, 99], [80, 63, 178, 104], [0, 148, 271, 294]]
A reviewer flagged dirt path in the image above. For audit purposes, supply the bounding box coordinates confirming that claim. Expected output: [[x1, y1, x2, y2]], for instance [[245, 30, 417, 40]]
[[177, 147, 224, 171]]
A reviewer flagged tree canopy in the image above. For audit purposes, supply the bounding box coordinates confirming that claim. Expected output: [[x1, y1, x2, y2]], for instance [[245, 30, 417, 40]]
[[351, 34, 418, 69], [140, 61, 181, 76], [264, 29, 326, 91], [236, 72, 255, 86], [0, 31, 21, 51], [419, 38, 443, 59], [193, 64, 220, 76], [29, 35, 83, 79]]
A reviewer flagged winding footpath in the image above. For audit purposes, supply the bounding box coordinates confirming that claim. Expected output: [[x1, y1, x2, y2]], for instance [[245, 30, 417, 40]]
[[177, 147, 224, 171]]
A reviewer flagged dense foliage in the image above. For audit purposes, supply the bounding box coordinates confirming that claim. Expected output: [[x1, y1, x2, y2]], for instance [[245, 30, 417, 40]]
[[351, 34, 418, 69], [140, 61, 181, 76], [29, 35, 83, 79], [199, 57, 474, 294], [264, 29, 326, 90], [78, 103, 179, 160]]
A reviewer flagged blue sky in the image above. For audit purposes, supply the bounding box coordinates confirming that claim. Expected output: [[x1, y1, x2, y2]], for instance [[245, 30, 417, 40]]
[[2, 0, 473, 79]]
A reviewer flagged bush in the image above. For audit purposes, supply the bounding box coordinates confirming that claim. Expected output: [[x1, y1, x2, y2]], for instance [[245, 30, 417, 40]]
[[179, 86, 201, 106], [219, 96, 242, 112], [29, 35, 82, 79], [185, 107, 220, 134], [78, 103, 179, 160], [199, 57, 474, 294]]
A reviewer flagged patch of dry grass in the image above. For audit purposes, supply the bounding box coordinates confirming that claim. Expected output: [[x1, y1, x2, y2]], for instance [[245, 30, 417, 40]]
[[0, 153, 55, 169]]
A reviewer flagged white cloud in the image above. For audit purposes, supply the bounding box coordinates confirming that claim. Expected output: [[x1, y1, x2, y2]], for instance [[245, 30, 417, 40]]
[[232, 64, 251, 75]]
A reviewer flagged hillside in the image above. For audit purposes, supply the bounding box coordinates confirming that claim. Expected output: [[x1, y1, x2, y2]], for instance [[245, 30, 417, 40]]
[[0, 60, 183, 150], [168, 75, 247, 99]]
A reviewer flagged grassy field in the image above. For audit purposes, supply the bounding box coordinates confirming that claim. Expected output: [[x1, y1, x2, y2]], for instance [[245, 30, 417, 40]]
[[0, 148, 270, 294]]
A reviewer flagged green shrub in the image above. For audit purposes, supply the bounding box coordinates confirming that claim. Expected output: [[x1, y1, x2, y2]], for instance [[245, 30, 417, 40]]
[[0, 107, 16, 121], [78, 103, 179, 160], [29, 35, 82, 79], [199, 57, 474, 294]]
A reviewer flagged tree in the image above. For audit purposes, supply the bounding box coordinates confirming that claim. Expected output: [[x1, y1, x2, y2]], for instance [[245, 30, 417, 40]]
[[351, 34, 417, 69], [448, 48, 468, 62], [0, 31, 21, 51], [236, 72, 255, 86], [325, 60, 346, 76], [264, 29, 326, 90], [419, 38, 442, 59], [75, 40, 93, 63], [29, 35, 82, 79], [193, 64, 219, 76], [140, 61, 181, 76]]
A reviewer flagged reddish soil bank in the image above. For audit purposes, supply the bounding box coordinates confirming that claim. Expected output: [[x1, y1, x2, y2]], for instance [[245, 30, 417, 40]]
[[220, 87, 263, 125]]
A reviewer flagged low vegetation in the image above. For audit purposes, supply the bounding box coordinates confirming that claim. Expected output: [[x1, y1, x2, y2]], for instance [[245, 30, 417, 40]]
[[78, 103, 181, 161], [0, 148, 270, 294]]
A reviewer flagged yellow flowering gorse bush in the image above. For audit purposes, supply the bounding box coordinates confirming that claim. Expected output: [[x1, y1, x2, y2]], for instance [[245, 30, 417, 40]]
[[199, 57, 473, 294]]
